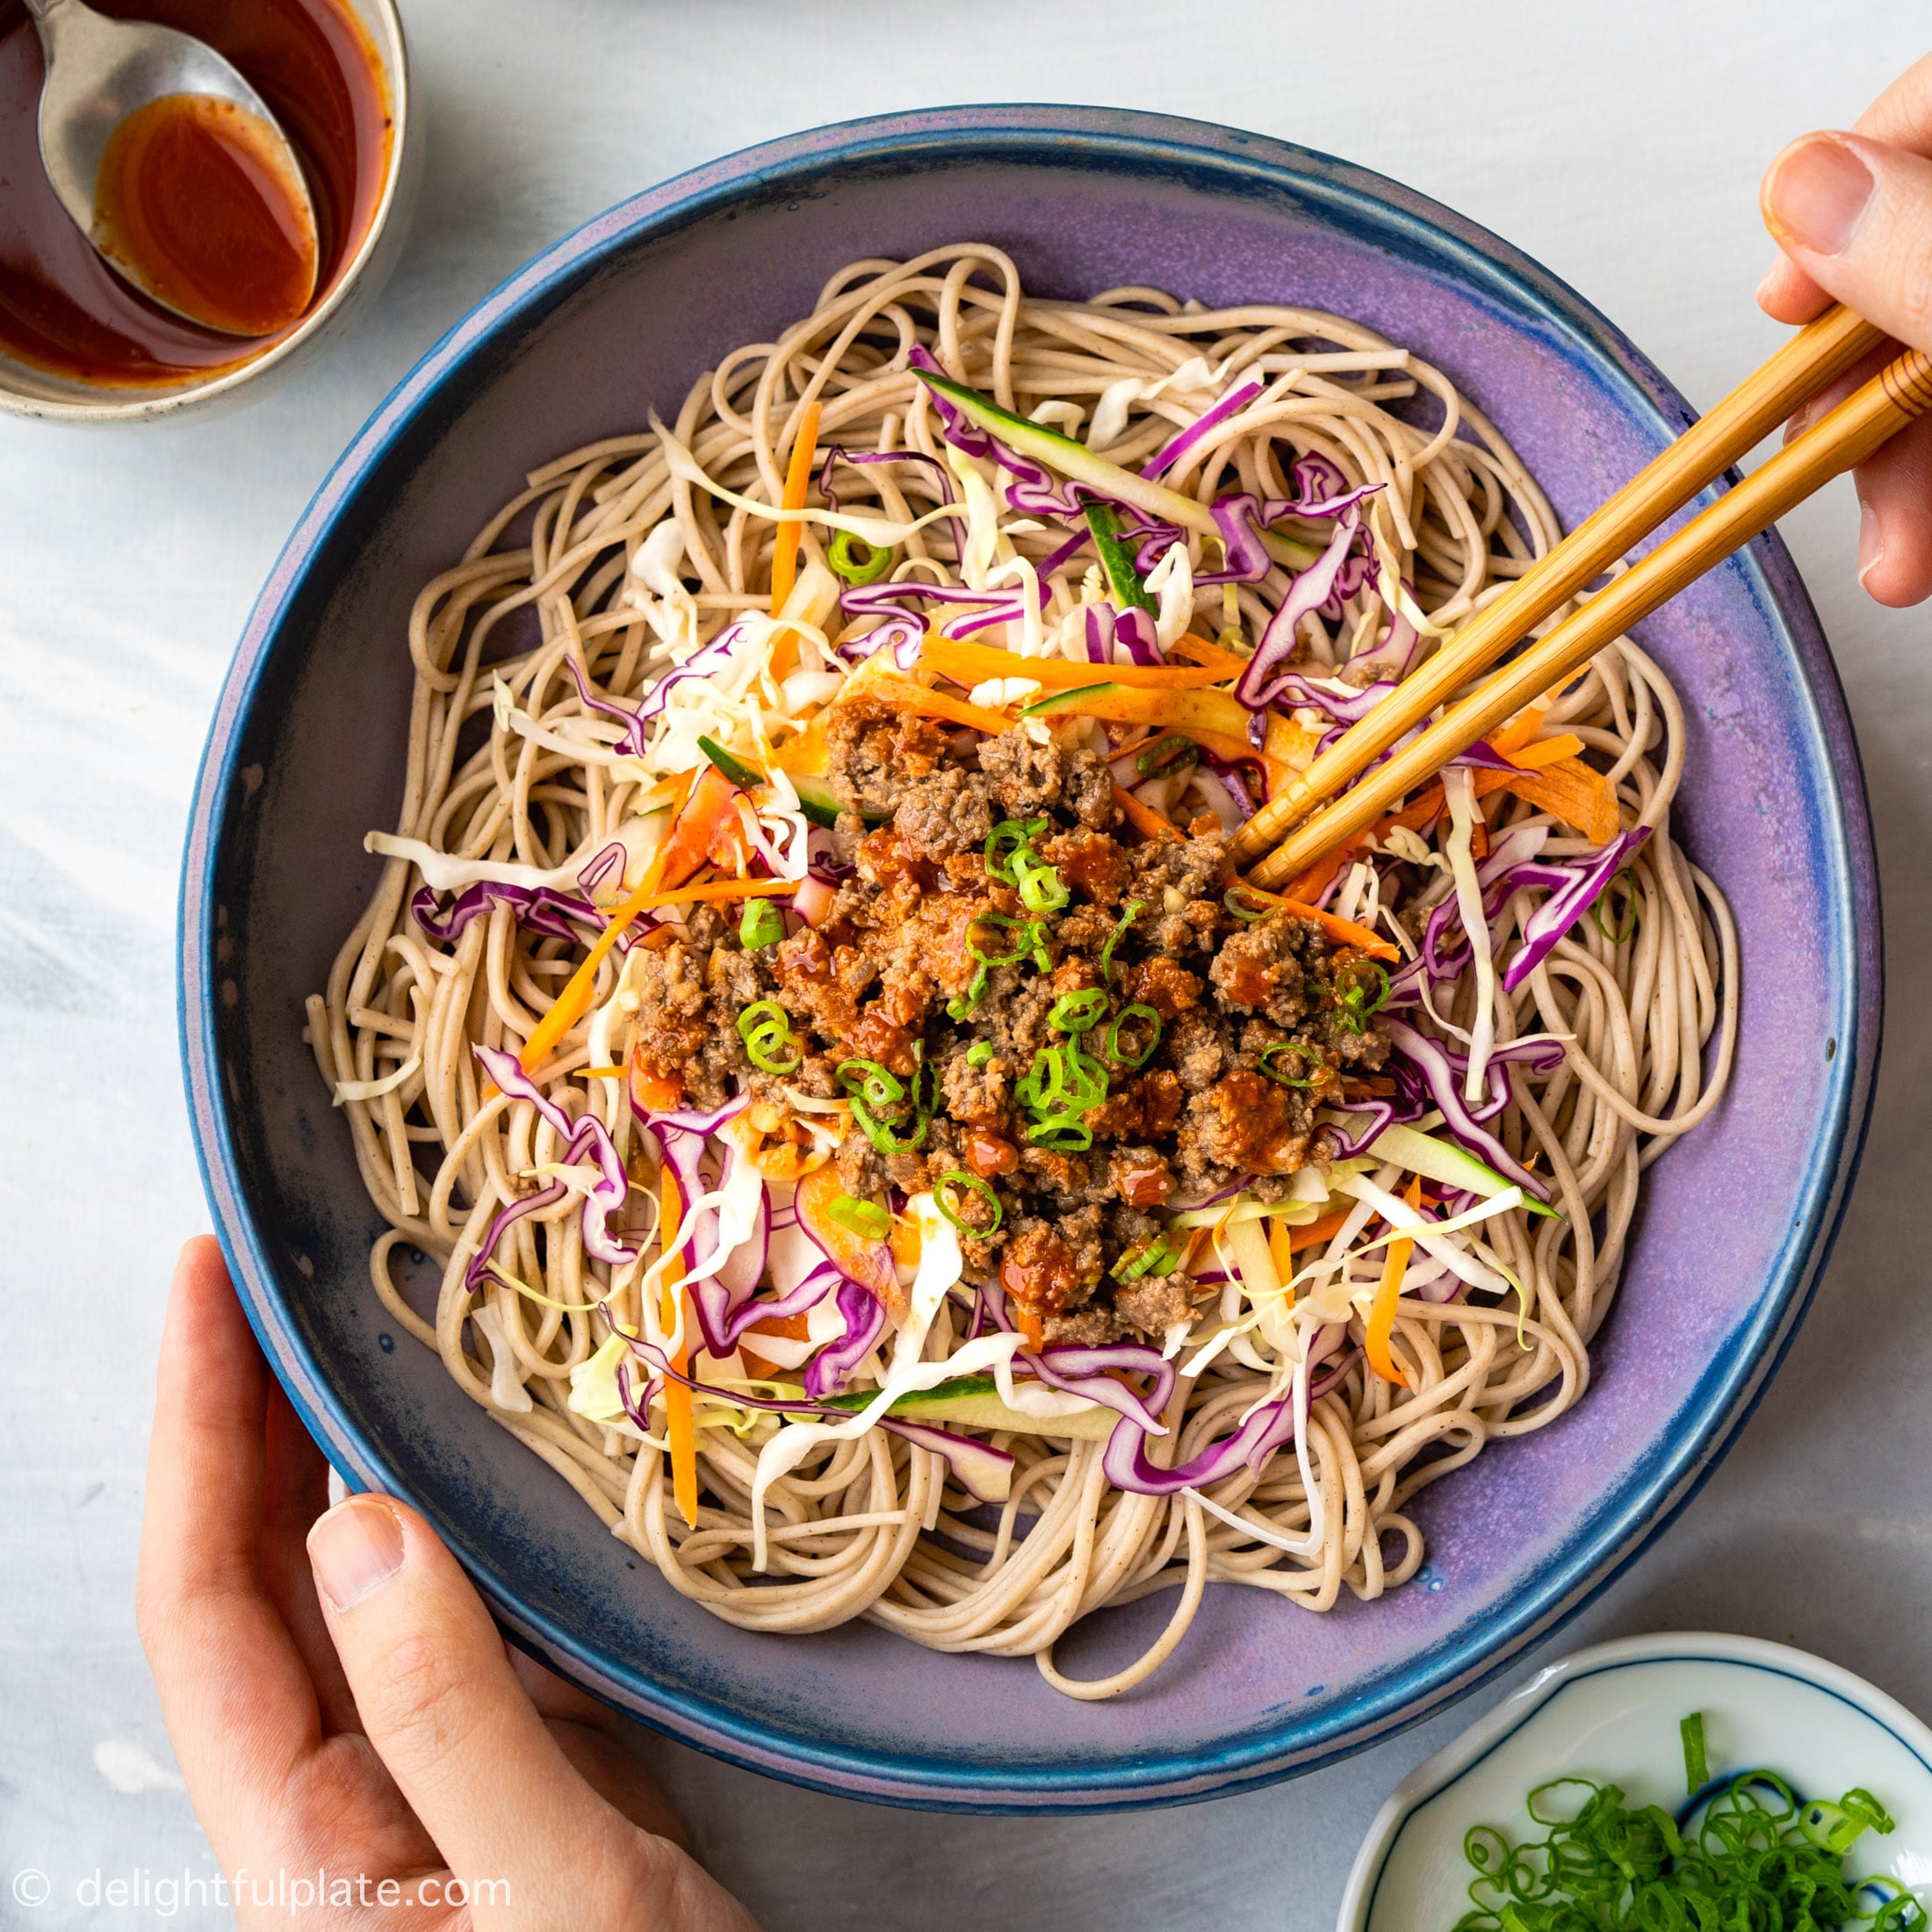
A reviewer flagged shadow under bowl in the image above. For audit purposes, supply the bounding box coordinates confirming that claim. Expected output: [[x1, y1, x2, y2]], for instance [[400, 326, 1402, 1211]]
[[180, 105, 1880, 1812]]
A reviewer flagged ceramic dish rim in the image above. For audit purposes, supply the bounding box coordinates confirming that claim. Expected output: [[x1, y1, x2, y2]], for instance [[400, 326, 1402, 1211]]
[[177, 103, 1883, 1811]]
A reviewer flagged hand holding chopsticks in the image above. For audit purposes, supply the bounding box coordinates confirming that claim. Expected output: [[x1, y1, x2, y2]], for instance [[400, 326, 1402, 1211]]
[[1232, 305, 1930, 890]]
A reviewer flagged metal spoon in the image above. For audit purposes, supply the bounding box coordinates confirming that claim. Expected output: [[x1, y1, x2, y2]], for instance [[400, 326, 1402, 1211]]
[[25, 0, 318, 335]]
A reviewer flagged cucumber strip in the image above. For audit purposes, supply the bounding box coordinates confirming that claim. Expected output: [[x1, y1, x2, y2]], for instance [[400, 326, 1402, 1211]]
[[818, 1372, 1114, 1440], [1020, 682, 1116, 717], [917, 366, 1222, 540], [789, 775, 844, 830], [696, 735, 760, 790], [1085, 502, 1157, 612], [1357, 1120, 1563, 1220]]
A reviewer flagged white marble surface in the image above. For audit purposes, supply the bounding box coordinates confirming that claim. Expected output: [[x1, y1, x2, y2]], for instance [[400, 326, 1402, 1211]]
[[3, 2, 1928, 1925]]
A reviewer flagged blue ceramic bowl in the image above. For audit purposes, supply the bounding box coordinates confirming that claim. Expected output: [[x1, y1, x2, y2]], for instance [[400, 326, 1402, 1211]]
[[179, 105, 1881, 1812]]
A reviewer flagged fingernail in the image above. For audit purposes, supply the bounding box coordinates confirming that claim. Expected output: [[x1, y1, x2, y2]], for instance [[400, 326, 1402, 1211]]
[[309, 1496, 405, 1611], [1856, 495, 1885, 588], [1764, 134, 1873, 256]]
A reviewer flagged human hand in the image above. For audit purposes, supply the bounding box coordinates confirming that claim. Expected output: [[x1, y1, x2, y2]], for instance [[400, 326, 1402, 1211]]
[[1758, 51, 1932, 607], [137, 1236, 761, 1930]]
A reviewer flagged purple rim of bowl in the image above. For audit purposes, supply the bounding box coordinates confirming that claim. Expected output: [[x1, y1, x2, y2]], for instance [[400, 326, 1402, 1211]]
[[178, 105, 1881, 1813]]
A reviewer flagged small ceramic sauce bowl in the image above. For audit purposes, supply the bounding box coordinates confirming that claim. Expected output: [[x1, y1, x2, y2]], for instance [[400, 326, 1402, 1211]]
[[1342, 1633, 1932, 1929], [0, 0, 419, 425]]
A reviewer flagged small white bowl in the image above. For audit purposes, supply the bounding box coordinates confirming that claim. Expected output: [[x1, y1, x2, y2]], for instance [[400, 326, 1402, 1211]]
[[0, 0, 419, 426], [1341, 1633, 1932, 1930]]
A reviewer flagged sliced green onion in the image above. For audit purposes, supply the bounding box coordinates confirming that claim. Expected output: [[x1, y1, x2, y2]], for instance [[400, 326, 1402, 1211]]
[[1259, 1040, 1318, 1088], [1335, 960, 1391, 1035], [1067, 1041, 1108, 1107], [828, 529, 893, 585], [1018, 1043, 1106, 1113], [947, 962, 991, 1021], [912, 1052, 940, 1115], [1111, 1235, 1177, 1282], [737, 999, 800, 1073], [984, 818, 1049, 886], [1014, 1047, 1058, 1112], [967, 913, 1042, 968], [1682, 1712, 1709, 1795], [1026, 1115, 1093, 1151], [836, 1058, 905, 1110], [965, 1040, 994, 1068], [1224, 885, 1274, 923], [1107, 1003, 1162, 1068], [934, 1171, 1003, 1236], [1592, 875, 1641, 944], [1049, 989, 1108, 1034], [1135, 732, 1197, 780], [739, 898, 784, 948], [1458, 1718, 1912, 1930], [850, 1094, 929, 1155], [1015, 855, 1070, 913], [1100, 899, 1143, 984], [1799, 1791, 1894, 1856], [829, 1194, 890, 1241], [1083, 501, 1157, 613]]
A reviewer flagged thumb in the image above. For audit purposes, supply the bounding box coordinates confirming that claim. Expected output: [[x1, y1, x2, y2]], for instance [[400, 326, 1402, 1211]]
[[1762, 131, 1932, 354], [306, 1495, 727, 1928]]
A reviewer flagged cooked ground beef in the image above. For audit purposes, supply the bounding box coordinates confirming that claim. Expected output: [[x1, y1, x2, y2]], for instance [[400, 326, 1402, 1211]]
[[629, 699, 1390, 1343]]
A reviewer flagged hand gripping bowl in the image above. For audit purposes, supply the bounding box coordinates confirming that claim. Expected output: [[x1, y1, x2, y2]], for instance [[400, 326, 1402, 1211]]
[[180, 105, 1881, 1812]]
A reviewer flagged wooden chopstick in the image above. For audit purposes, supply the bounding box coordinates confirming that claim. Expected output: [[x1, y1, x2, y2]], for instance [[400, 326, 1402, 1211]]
[[1244, 341, 1932, 889], [1222, 304, 1882, 870]]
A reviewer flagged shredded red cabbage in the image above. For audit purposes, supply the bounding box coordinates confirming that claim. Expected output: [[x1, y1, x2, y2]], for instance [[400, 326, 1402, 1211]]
[[1501, 828, 1651, 991], [470, 1045, 640, 1285], [1381, 1020, 1549, 1198], [410, 880, 609, 950], [803, 1277, 888, 1397], [1141, 378, 1265, 480], [1233, 501, 1381, 710]]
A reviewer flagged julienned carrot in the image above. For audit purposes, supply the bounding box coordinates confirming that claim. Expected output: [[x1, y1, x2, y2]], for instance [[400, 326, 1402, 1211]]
[[738, 1308, 813, 1383], [516, 873, 792, 1077], [659, 764, 741, 890], [1504, 732, 1586, 771], [1266, 1215, 1296, 1287], [1276, 768, 1517, 903], [1506, 758, 1620, 844], [767, 400, 822, 617], [1231, 883, 1399, 962], [1112, 780, 1182, 842], [1168, 633, 1251, 675], [660, 1166, 699, 1527], [861, 671, 1016, 736], [921, 637, 1230, 691], [1366, 1177, 1423, 1388], [1287, 1208, 1352, 1252], [1027, 680, 1253, 740], [1489, 706, 1547, 757]]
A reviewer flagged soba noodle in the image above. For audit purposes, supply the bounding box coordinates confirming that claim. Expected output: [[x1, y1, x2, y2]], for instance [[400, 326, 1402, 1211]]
[[307, 245, 1737, 1698]]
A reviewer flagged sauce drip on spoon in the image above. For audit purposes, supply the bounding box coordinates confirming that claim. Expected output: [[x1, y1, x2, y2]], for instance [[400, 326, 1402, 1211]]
[[92, 91, 318, 336]]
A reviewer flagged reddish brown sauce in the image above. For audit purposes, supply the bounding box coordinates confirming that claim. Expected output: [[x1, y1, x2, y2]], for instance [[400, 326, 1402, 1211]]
[[1000, 1225, 1085, 1317], [93, 93, 316, 336], [0, 0, 387, 385], [1114, 1159, 1172, 1208], [963, 1129, 1017, 1178], [1201, 1069, 1311, 1174]]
